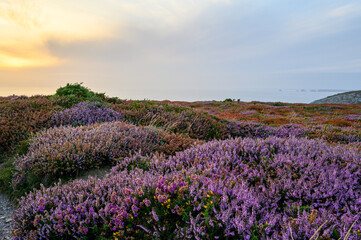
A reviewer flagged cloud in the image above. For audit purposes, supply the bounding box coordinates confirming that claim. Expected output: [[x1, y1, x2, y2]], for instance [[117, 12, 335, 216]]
[[0, 0, 116, 68], [327, 4, 359, 17], [105, 0, 231, 30], [0, 0, 232, 69], [283, 3, 361, 43], [0, 0, 43, 29], [0, 0, 360, 97]]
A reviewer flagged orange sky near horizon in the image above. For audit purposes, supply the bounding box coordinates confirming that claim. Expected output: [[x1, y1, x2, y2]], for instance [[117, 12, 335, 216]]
[[0, 0, 121, 69], [0, 0, 234, 97], [0, 0, 228, 69], [0, 0, 359, 101]]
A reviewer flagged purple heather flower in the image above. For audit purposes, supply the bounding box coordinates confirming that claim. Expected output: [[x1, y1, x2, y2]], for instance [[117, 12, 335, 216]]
[[143, 198, 151, 207]]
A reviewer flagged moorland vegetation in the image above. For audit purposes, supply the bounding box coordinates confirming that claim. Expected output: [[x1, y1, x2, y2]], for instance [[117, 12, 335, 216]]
[[0, 83, 360, 239]]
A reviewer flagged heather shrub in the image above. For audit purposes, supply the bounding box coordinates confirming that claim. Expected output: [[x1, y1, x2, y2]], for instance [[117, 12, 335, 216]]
[[308, 125, 361, 144], [344, 115, 361, 121], [112, 102, 228, 140], [113, 100, 359, 144], [51, 101, 124, 127], [0, 95, 28, 101], [14, 169, 262, 239], [180, 100, 361, 129], [0, 96, 63, 156], [240, 110, 258, 115], [12, 121, 196, 192], [227, 121, 360, 144], [227, 121, 309, 139], [13, 137, 361, 239], [154, 128, 198, 156]]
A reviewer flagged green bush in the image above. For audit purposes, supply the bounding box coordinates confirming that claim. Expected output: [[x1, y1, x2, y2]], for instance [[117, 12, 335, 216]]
[[55, 83, 93, 98], [53, 83, 106, 107]]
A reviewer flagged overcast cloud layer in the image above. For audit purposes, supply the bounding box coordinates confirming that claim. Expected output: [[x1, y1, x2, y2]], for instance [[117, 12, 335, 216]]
[[0, 0, 360, 102]]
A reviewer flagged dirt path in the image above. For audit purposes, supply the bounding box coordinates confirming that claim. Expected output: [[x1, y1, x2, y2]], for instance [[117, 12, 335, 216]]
[[0, 194, 14, 240]]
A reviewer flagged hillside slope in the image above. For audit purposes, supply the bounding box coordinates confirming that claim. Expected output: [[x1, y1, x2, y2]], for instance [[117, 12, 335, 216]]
[[311, 90, 361, 104]]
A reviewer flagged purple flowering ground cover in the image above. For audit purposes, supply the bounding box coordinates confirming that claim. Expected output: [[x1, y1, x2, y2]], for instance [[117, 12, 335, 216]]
[[13, 137, 361, 239], [1, 96, 361, 239], [50, 101, 124, 127], [227, 121, 361, 144], [12, 121, 196, 192]]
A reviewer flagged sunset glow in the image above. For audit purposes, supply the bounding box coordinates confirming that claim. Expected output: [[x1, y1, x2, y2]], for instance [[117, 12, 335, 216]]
[[1, 2, 361, 239], [0, 0, 115, 68], [0, 0, 360, 101]]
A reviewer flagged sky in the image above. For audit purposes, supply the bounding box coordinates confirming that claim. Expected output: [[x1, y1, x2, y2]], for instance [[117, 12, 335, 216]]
[[0, 0, 361, 102]]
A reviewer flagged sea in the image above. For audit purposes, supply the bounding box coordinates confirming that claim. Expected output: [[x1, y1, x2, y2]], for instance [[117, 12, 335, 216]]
[[115, 88, 350, 103], [1, 87, 354, 104]]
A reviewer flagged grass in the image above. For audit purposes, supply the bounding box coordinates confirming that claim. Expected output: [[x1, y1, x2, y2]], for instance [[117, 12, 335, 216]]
[[0, 156, 16, 200]]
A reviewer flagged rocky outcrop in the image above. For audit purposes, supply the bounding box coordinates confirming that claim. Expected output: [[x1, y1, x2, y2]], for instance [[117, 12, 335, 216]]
[[311, 91, 361, 104]]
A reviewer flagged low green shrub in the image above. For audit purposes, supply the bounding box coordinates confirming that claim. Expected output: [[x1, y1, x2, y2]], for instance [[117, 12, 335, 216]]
[[53, 83, 106, 107]]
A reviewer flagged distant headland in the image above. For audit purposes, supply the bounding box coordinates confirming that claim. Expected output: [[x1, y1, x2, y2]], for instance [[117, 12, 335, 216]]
[[312, 90, 361, 104]]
